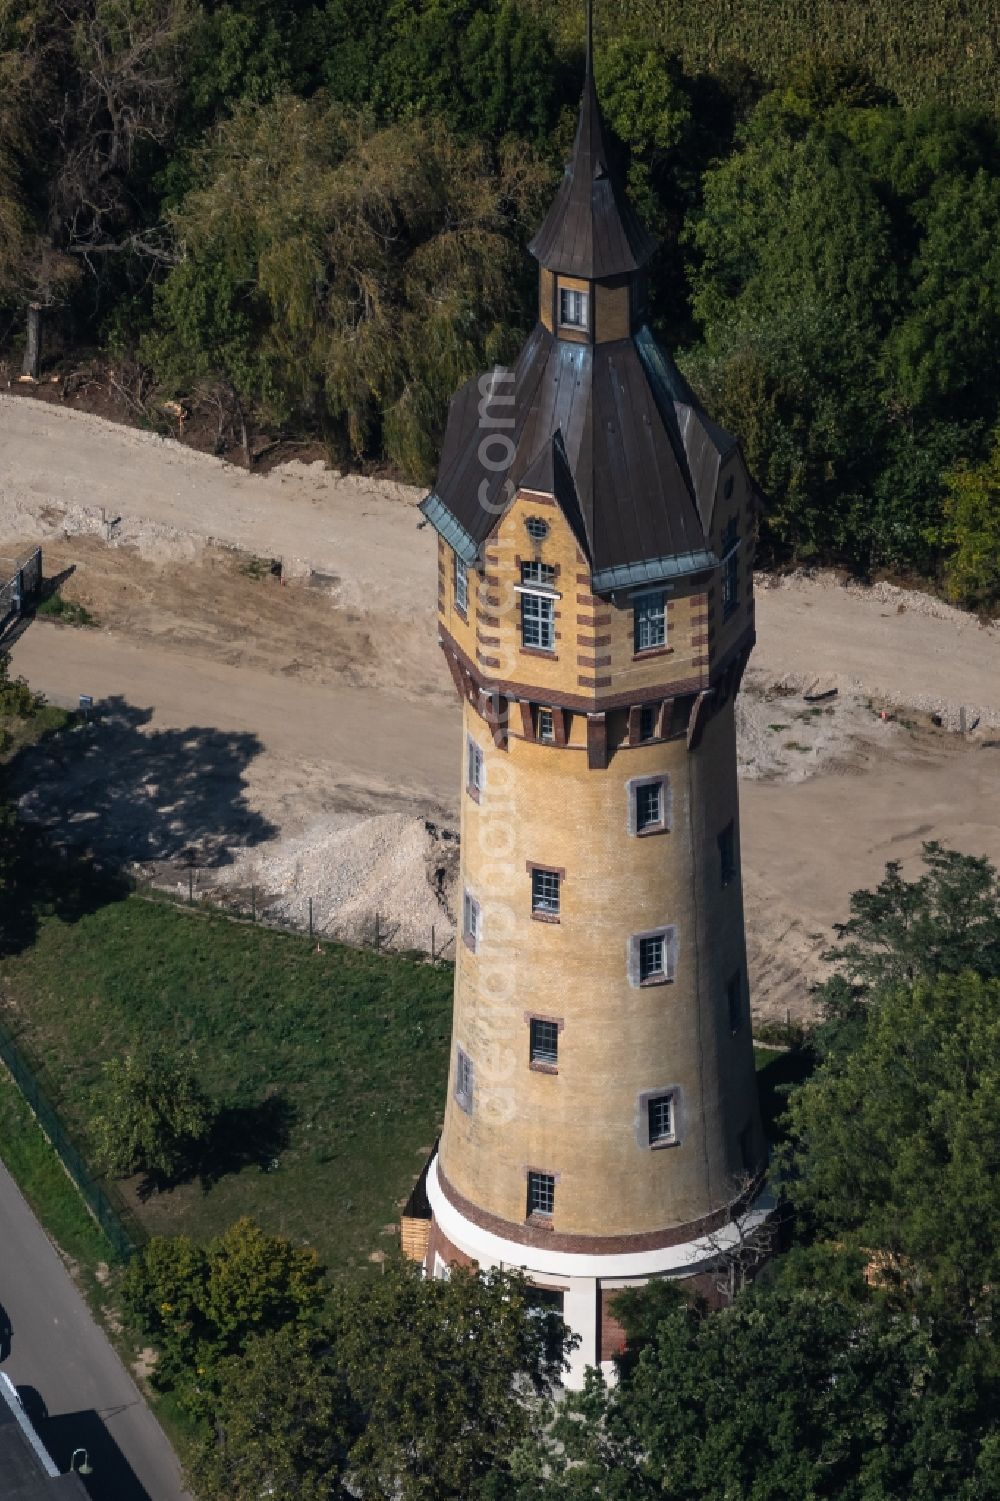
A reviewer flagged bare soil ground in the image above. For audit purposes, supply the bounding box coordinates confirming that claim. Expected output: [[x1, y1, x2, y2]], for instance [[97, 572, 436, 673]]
[[4, 393, 1000, 1020]]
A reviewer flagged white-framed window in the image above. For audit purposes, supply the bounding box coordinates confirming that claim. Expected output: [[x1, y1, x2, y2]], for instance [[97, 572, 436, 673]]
[[559, 288, 589, 329], [463, 891, 481, 952], [636, 781, 663, 832], [454, 553, 469, 615], [467, 736, 484, 797], [634, 590, 666, 653], [531, 867, 560, 917], [529, 1017, 559, 1066], [629, 925, 678, 987], [455, 1045, 474, 1113], [627, 775, 671, 837], [519, 562, 557, 652], [647, 1093, 675, 1146], [527, 1170, 556, 1218], [640, 934, 665, 981], [721, 517, 739, 619], [727, 970, 744, 1032], [537, 707, 555, 742]]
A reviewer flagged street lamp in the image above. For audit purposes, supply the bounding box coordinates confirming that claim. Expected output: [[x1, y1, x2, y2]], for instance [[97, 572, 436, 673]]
[[70, 1448, 93, 1476]]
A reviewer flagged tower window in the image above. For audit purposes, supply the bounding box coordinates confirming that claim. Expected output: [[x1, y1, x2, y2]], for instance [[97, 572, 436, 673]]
[[639, 703, 658, 741], [527, 1170, 556, 1219], [727, 970, 744, 1032], [521, 593, 555, 651], [629, 926, 677, 987], [634, 591, 666, 653], [559, 288, 589, 329], [531, 867, 561, 918], [463, 891, 481, 952], [525, 516, 549, 542], [719, 822, 737, 887], [519, 561, 558, 653], [529, 1018, 559, 1067], [721, 517, 739, 619], [537, 707, 555, 742], [647, 1093, 675, 1146], [628, 776, 670, 837], [640, 934, 665, 981], [454, 554, 469, 615], [467, 736, 484, 798], [455, 1047, 474, 1113], [636, 781, 663, 832]]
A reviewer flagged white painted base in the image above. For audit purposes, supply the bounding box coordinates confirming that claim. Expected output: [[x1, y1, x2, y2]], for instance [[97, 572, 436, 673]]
[[427, 1156, 774, 1388]]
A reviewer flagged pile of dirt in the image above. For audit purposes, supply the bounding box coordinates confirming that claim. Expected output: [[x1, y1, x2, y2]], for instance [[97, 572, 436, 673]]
[[227, 812, 459, 952]]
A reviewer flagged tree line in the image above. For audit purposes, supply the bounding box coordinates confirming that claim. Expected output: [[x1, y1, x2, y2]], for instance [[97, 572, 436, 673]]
[[1, 0, 998, 602], [112, 842, 1000, 1498]]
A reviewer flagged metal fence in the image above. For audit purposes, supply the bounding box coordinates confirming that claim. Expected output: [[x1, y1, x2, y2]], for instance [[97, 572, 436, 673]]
[[0, 1017, 143, 1263], [0, 547, 42, 631]]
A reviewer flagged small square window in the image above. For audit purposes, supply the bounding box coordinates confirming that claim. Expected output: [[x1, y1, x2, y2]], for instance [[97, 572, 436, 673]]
[[467, 737, 484, 796], [727, 971, 744, 1032], [527, 1170, 555, 1218], [634, 591, 666, 653], [454, 554, 469, 615], [719, 822, 737, 887], [636, 781, 663, 832], [639, 934, 665, 982], [463, 891, 481, 952], [559, 288, 589, 329], [455, 1047, 474, 1113], [648, 1093, 674, 1145], [537, 707, 555, 742], [639, 703, 658, 741], [530, 1018, 559, 1066], [531, 868, 560, 917]]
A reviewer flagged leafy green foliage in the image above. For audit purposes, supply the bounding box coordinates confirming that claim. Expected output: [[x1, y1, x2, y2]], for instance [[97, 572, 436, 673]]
[[535, 1281, 1000, 1499], [191, 1326, 356, 1501], [122, 1216, 325, 1405], [939, 432, 1000, 611], [684, 90, 1000, 569], [147, 94, 550, 476], [190, 1260, 569, 1501], [91, 1044, 215, 1180]]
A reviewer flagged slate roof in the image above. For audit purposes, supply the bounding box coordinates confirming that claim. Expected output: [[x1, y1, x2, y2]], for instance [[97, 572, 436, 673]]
[[420, 47, 738, 592], [528, 69, 657, 280]]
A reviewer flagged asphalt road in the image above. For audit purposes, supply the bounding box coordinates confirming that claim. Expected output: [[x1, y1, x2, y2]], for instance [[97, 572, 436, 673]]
[[0, 1159, 187, 1500]]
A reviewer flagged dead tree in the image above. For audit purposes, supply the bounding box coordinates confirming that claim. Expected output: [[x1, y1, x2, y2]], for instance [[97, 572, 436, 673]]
[[704, 1171, 779, 1304]]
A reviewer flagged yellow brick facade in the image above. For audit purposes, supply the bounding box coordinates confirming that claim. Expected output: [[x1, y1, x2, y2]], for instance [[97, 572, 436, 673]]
[[435, 486, 762, 1245]]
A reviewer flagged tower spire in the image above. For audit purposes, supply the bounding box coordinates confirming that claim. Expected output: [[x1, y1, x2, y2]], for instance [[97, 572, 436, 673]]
[[585, 0, 593, 80]]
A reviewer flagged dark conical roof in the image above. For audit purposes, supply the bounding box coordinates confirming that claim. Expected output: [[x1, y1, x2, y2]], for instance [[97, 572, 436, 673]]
[[528, 66, 657, 280]]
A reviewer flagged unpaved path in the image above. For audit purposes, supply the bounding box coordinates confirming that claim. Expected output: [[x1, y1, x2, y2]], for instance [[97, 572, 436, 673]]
[[4, 395, 1000, 1018]]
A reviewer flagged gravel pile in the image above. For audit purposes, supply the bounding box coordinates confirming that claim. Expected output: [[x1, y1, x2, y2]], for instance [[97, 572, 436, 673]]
[[231, 811, 458, 953]]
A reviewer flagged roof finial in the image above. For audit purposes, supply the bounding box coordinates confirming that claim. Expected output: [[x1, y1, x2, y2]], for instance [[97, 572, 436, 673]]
[[585, 0, 594, 81]]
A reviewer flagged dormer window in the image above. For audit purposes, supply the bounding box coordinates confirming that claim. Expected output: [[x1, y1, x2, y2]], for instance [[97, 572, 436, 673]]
[[559, 288, 589, 330]]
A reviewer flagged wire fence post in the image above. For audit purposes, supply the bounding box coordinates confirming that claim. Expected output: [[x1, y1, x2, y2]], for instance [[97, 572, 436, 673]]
[[251, 883, 256, 923], [431, 924, 435, 961], [188, 867, 194, 905], [308, 897, 313, 939]]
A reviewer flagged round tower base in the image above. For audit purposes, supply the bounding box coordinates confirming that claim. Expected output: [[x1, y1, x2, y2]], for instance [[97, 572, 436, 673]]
[[424, 1154, 775, 1388]]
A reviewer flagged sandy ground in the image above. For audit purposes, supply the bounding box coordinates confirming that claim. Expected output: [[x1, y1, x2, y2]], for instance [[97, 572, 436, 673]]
[[4, 394, 1000, 1019]]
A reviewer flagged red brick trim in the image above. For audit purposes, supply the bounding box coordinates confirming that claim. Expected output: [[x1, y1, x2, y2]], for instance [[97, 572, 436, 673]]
[[439, 626, 753, 716], [633, 645, 674, 662], [436, 1164, 759, 1255]]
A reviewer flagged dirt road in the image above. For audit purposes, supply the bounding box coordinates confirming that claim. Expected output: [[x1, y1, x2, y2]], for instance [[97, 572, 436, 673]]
[[4, 395, 1000, 1017]]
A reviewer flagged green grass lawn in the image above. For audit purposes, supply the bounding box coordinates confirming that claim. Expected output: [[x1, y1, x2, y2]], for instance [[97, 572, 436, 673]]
[[0, 1070, 113, 1272], [0, 893, 452, 1273]]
